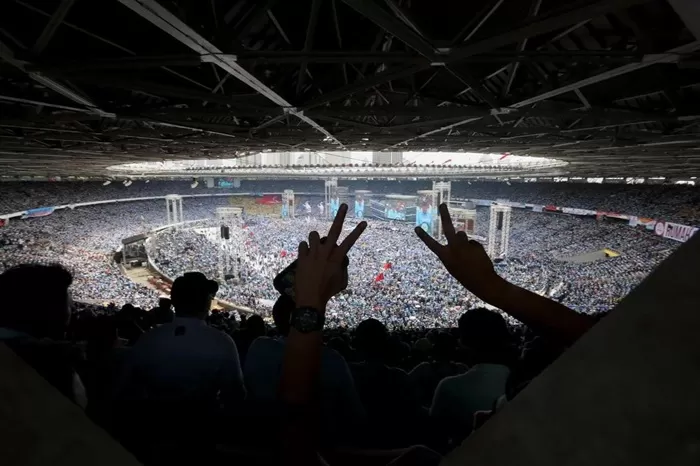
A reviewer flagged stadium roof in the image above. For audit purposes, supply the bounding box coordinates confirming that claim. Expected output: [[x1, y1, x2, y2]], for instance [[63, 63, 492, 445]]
[[1, 0, 700, 178]]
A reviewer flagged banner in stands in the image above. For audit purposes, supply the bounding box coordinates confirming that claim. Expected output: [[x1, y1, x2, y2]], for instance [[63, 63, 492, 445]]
[[562, 207, 597, 216], [255, 195, 281, 205], [637, 217, 656, 230], [21, 207, 55, 219], [543, 205, 560, 213], [654, 221, 698, 243], [0, 218, 5, 227], [532, 205, 543, 213], [596, 211, 630, 220]]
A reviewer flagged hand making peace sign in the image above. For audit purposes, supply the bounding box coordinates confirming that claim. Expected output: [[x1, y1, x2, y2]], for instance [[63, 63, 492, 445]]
[[414, 203, 501, 300], [295, 204, 367, 311]]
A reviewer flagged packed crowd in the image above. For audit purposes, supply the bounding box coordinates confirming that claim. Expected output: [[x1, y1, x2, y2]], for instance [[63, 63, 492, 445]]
[[0, 198, 231, 308], [147, 201, 677, 327], [1, 179, 698, 223], [0, 203, 600, 465], [0, 190, 679, 327]]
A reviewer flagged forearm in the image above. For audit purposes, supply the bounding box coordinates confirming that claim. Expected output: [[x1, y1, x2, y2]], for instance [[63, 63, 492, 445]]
[[279, 329, 323, 404], [478, 277, 596, 344], [279, 329, 324, 465]]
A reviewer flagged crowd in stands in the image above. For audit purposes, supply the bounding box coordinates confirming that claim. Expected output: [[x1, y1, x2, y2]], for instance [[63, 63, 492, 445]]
[[0, 182, 680, 323], [0, 180, 689, 464], [148, 200, 676, 326], [0, 203, 599, 465], [0, 198, 232, 308], [1, 179, 698, 223]]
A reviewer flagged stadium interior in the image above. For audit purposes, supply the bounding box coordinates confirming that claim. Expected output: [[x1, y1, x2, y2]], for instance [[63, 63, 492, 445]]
[[1, 1, 700, 465]]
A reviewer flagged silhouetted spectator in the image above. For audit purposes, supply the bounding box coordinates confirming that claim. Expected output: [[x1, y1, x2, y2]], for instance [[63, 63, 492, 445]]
[[0, 264, 86, 407], [430, 309, 514, 442], [151, 297, 174, 325], [244, 295, 364, 444], [410, 332, 467, 406], [112, 272, 245, 458], [351, 318, 423, 447]]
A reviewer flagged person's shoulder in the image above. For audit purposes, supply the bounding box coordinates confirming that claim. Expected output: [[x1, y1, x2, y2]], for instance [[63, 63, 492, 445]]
[[409, 361, 430, 375], [321, 345, 347, 364], [435, 372, 469, 391], [321, 346, 353, 372], [453, 362, 469, 373], [144, 321, 177, 336], [248, 336, 282, 353], [387, 365, 411, 383]]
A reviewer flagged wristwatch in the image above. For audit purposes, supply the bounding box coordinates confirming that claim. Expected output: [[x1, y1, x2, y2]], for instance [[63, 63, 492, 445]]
[[291, 307, 325, 333]]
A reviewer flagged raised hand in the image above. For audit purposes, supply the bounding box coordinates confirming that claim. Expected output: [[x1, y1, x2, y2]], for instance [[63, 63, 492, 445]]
[[295, 204, 367, 311], [416, 203, 596, 343], [415, 203, 501, 300]]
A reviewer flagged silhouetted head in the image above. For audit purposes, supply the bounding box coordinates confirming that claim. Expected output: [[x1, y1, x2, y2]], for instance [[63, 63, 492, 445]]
[[170, 272, 218, 318], [246, 314, 266, 338], [0, 264, 73, 339], [458, 308, 512, 364], [354, 318, 389, 361]]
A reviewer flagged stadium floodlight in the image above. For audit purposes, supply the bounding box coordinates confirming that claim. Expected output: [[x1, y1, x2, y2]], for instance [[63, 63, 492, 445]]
[[191, 178, 199, 188], [123, 179, 133, 187], [102, 180, 111, 186]]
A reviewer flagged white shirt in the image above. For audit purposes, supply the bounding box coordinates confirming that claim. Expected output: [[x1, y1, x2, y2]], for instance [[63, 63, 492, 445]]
[[116, 317, 245, 407], [430, 363, 510, 430]]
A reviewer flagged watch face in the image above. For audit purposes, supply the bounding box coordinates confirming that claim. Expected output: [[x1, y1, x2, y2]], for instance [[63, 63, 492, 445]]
[[293, 307, 323, 333]]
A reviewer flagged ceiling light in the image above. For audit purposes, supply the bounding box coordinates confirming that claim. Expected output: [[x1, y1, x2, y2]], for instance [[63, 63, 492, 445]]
[[102, 180, 111, 186]]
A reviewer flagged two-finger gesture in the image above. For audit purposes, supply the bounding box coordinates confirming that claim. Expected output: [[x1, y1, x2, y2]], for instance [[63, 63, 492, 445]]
[[295, 204, 367, 311], [414, 204, 498, 299]]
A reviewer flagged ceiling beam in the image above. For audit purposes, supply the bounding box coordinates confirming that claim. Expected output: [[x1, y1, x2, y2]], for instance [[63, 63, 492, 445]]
[[29, 55, 203, 73], [44, 73, 273, 110], [116, 0, 344, 148], [32, 0, 77, 55], [0, 40, 113, 118], [502, 0, 543, 99], [452, 0, 505, 44], [304, 0, 652, 110], [512, 41, 700, 108], [340, 0, 501, 108], [386, 40, 700, 148], [233, 50, 641, 64], [0, 95, 98, 113], [297, 0, 323, 96], [340, 0, 437, 58], [448, 0, 652, 63], [13, 0, 211, 91], [226, 0, 279, 40]]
